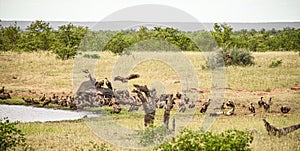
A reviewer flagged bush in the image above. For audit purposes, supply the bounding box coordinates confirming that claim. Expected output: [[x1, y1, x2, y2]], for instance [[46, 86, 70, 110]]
[[0, 22, 21, 51], [269, 59, 282, 68], [224, 49, 255, 66], [155, 128, 253, 151], [102, 32, 135, 55], [137, 124, 167, 147], [203, 49, 254, 70], [0, 117, 27, 150]]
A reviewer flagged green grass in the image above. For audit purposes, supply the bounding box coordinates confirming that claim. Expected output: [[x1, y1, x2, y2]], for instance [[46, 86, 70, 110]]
[[15, 120, 114, 150], [1, 50, 300, 150]]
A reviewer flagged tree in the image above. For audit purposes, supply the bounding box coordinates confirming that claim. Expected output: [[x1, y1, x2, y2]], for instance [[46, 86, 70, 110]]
[[211, 23, 233, 50], [0, 21, 21, 51], [19, 20, 53, 51], [52, 23, 88, 60]]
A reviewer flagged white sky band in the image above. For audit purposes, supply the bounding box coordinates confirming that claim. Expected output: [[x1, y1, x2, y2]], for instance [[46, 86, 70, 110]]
[[0, 0, 300, 22]]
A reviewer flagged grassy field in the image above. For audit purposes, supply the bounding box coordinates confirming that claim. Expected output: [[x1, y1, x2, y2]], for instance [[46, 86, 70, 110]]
[[1, 51, 300, 150]]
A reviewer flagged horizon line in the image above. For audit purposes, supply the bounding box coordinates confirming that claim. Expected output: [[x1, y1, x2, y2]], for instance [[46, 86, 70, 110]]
[[1, 19, 300, 24]]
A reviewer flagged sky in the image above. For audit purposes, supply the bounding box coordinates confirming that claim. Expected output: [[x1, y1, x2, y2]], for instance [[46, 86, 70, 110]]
[[0, 0, 300, 22]]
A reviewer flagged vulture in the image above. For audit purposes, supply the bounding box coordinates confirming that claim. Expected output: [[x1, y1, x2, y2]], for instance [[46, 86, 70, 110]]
[[158, 101, 165, 109], [226, 100, 235, 108], [179, 105, 186, 112], [176, 92, 182, 99], [281, 106, 291, 114], [114, 74, 140, 83], [42, 98, 52, 107], [22, 98, 32, 104], [105, 78, 113, 90], [220, 101, 226, 110], [0, 86, 4, 93], [0, 92, 11, 100], [263, 102, 270, 112], [128, 105, 139, 112], [225, 108, 235, 116], [178, 100, 185, 108], [31, 98, 40, 104], [127, 74, 140, 80], [258, 97, 265, 108], [268, 97, 273, 105], [248, 103, 255, 113], [188, 101, 196, 109], [200, 99, 211, 113], [183, 94, 190, 104], [111, 103, 121, 114], [39, 94, 46, 102], [114, 76, 128, 83], [133, 84, 150, 97], [95, 80, 104, 89]]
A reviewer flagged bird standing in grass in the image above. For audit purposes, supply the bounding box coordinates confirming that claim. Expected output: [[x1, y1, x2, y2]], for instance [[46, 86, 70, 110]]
[[42, 98, 51, 107], [0, 86, 4, 93], [176, 92, 182, 99], [249, 103, 255, 113], [200, 99, 211, 113], [258, 97, 264, 108], [39, 94, 46, 102], [189, 101, 195, 109], [22, 98, 32, 104], [226, 100, 235, 108], [268, 97, 273, 105], [183, 94, 189, 104], [281, 106, 291, 114], [263, 102, 270, 112]]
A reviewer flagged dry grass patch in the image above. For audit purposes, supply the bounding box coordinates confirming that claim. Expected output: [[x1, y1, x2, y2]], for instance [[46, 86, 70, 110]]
[[1, 50, 300, 150]]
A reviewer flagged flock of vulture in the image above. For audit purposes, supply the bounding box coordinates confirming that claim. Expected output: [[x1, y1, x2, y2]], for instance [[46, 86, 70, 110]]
[[21, 94, 77, 110], [74, 71, 297, 130], [0, 71, 298, 136], [75, 73, 197, 116], [0, 71, 294, 117], [198, 96, 292, 117]]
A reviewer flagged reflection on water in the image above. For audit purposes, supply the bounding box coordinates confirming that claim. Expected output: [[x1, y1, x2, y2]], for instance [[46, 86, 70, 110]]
[[0, 104, 99, 122]]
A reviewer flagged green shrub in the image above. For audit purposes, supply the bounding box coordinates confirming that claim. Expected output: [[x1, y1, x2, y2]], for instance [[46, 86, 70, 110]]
[[0, 117, 27, 150], [0, 23, 21, 51], [51, 23, 88, 60], [102, 32, 135, 55], [137, 124, 167, 147], [224, 49, 255, 66], [204, 49, 254, 69], [155, 128, 253, 151], [269, 59, 282, 68]]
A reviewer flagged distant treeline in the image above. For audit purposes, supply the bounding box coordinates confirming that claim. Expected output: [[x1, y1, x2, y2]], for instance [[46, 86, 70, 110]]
[[0, 20, 299, 59]]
